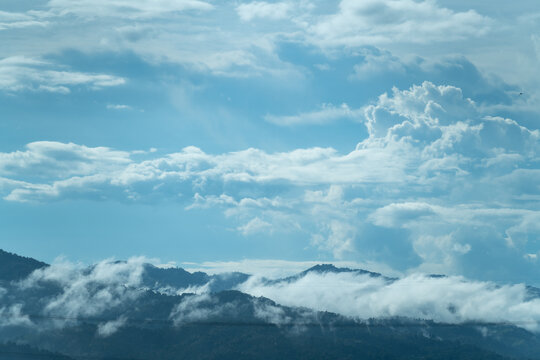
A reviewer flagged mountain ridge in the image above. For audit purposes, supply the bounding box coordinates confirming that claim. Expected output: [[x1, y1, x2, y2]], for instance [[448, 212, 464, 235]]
[[2, 248, 540, 359], [0, 249, 48, 282]]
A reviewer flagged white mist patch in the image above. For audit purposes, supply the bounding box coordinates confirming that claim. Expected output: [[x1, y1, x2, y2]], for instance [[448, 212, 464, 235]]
[[252, 300, 316, 332], [253, 302, 292, 325], [97, 316, 127, 337], [155, 282, 211, 297], [17, 257, 147, 324], [0, 304, 33, 327], [169, 293, 225, 326], [238, 272, 540, 332]]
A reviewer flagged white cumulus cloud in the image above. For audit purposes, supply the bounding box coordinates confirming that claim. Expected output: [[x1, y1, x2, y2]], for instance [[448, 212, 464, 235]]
[[308, 0, 491, 48], [237, 2, 292, 21], [0, 81, 538, 274]]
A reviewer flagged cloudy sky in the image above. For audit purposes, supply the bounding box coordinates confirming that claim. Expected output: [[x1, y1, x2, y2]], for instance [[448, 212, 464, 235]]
[[0, 0, 539, 285]]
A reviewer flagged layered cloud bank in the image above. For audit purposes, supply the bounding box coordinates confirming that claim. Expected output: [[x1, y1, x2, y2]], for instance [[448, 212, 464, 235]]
[[0, 0, 493, 80], [308, 0, 490, 47], [3, 258, 540, 335], [239, 271, 540, 332], [0, 81, 538, 280]]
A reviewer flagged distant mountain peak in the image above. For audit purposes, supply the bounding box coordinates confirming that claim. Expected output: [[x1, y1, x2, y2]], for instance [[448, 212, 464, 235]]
[[260, 263, 389, 287], [303, 264, 384, 278], [0, 249, 48, 282], [304, 264, 343, 273]]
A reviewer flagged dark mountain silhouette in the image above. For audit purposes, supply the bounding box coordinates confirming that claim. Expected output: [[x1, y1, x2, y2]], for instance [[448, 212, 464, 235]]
[[142, 264, 249, 293], [302, 263, 385, 277], [0, 343, 73, 359], [142, 264, 210, 288], [526, 285, 540, 300], [263, 263, 395, 287], [1, 249, 540, 359], [0, 249, 47, 282], [5, 288, 513, 360]]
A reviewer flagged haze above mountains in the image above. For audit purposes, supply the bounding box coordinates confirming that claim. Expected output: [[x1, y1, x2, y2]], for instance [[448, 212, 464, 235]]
[[2, 249, 540, 359]]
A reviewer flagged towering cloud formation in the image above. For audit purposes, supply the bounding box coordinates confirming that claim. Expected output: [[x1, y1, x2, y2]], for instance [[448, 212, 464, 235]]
[[0, 82, 538, 279]]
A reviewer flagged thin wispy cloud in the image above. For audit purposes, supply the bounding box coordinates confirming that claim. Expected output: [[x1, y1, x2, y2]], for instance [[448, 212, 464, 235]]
[[0, 56, 125, 93], [47, 0, 214, 18], [265, 103, 361, 126]]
